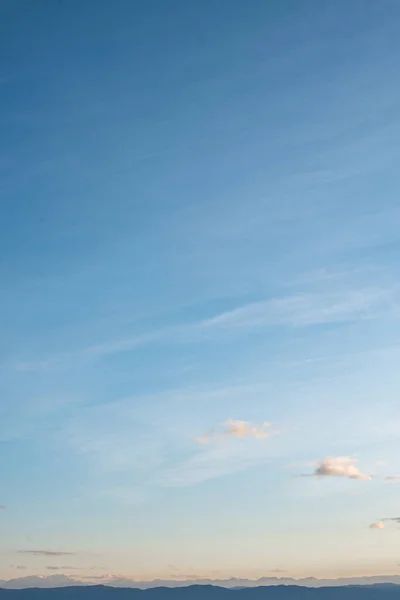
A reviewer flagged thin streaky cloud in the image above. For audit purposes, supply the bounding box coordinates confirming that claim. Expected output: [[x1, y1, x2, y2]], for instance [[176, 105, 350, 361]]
[[46, 566, 83, 571], [201, 288, 395, 330], [269, 569, 288, 573], [81, 331, 161, 358], [9, 285, 396, 371], [384, 475, 400, 482], [18, 550, 76, 556], [11, 332, 163, 372], [159, 438, 275, 488]]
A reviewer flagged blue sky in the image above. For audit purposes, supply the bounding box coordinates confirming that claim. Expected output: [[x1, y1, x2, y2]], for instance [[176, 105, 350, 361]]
[[1, 0, 400, 583]]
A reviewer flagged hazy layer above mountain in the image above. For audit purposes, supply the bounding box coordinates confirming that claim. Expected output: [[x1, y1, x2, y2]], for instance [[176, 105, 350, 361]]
[[2, 575, 400, 590]]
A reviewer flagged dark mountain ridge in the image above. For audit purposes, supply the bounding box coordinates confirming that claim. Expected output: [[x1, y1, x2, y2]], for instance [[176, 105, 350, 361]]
[[1, 584, 400, 600]]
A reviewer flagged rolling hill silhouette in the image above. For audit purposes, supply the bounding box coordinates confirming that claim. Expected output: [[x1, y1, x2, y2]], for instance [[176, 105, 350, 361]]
[[1, 585, 400, 600]]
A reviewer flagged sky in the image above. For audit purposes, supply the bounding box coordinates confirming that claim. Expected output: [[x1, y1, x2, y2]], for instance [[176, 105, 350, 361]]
[[1, 0, 400, 584]]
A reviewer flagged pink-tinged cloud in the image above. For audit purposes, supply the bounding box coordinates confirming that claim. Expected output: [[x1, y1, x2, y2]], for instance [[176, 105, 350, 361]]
[[195, 420, 271, 444], [225, 419, 270, 439], [313, 456, 373, 480], [195, 436, 212, 445], [369, 522, 384, 529]]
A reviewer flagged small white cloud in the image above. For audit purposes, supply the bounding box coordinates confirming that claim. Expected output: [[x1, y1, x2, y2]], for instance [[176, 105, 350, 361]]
[[195, 420, 270, 444], [313, 456, 373, 480], [370, 522, 384, 529]]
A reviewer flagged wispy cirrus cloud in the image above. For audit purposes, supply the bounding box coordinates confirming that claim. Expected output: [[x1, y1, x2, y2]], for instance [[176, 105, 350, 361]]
[[199, 287, 394, 330], [11, 332, 159, 372], [385, 475, 400, 482], [312, 457, 373, 481], [18, 550, 76, 556], [82, 332, 160, 359], [159, 434, 276, 488], [9, 285, 396, 371], [195, 419, 271, 444]]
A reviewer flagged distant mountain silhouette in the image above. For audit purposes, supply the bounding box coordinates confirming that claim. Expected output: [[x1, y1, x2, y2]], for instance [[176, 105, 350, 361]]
[[1, 585, 400, 600], [2, 576, 400, 590]]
